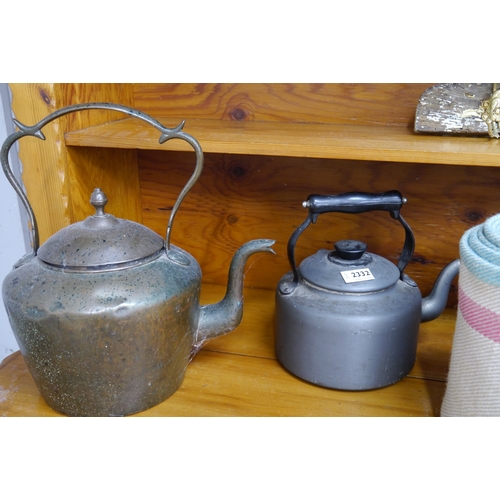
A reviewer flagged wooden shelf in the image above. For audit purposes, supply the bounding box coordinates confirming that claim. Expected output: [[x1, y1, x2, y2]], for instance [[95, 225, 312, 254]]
[[0, 285, 456, 417], [65, 118, 500, 167], [3, 84, 471, 418]]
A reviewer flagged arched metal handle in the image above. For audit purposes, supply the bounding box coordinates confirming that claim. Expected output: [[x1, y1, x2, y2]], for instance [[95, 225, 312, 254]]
[[0, 102, 203, 256], [283, 190, 415, 294]]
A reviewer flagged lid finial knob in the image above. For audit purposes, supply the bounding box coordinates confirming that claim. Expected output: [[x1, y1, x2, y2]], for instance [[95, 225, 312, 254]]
[[90, 188, 108, 217]]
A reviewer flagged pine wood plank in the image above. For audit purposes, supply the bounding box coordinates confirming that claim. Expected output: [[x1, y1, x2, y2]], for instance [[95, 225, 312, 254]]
[[54, 83, 143, 225], [136, 150, 500, 306], [132, 83, 431, 127], [0, 286, 454, 417], [137, 351, 445, 417], [0, 347, 447, 418], [64, 118, 500, 167], [0, 348, 448, 417]]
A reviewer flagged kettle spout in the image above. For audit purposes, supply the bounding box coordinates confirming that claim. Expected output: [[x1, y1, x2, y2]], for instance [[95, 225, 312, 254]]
[[421, 259, 460, 323], [195, 239, 275, 351]]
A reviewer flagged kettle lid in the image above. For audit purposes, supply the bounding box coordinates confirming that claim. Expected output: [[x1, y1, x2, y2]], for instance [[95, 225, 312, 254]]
[[299, 239, 401, 293], [37, 188, 164, 271]]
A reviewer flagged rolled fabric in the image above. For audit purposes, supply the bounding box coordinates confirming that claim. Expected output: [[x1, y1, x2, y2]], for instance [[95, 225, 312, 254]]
[[441, 214, 500, 416]]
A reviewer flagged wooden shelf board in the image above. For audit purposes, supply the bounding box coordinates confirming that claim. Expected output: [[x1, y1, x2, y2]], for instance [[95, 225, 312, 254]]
[[65, 118, 500, 167], [0, 285, 456, 417]]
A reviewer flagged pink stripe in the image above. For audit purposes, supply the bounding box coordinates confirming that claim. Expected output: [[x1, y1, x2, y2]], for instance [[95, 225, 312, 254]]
[[459, 286, 500, 343]]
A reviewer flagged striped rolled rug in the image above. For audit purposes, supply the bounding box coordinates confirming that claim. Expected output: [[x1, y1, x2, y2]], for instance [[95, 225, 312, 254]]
[[441, 213, 500, 416]]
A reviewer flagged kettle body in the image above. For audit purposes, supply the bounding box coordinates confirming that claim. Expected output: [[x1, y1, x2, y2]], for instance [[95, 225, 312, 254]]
[[3, 248, 201, 416], [275, 191, 458, 391], [276, 270, 422, 391]]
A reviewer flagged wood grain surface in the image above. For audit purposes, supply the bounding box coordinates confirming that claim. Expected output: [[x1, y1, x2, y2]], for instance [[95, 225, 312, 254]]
[[135, 149, 500, 305], [55, 83, 142, 227], [0, 285, 455, 417], [64, 118, 500, 167], [132, 83, 432, 127]]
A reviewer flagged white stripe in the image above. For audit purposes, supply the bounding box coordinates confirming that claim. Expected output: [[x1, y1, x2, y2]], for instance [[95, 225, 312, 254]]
[[459, 264, 500, 315], [441, 310, 500, 416]]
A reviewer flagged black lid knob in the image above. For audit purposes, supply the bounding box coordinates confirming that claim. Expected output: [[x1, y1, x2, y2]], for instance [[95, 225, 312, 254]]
[[333, 240, 367, 260]]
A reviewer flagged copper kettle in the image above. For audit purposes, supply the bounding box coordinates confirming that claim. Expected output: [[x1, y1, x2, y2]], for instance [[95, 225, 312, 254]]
[[1, 103, 274, 416]]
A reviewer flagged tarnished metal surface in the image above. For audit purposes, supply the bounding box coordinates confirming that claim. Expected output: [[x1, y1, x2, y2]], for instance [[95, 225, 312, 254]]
[[1, 103, 275, 416], [196, 238, 276, 350], [3, 250, 201, 416], [38, 188, 165, 271]]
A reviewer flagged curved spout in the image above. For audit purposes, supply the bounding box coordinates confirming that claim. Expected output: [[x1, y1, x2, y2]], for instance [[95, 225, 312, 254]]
[[194, 239, 275, 351], [421, 259, 460, 323]]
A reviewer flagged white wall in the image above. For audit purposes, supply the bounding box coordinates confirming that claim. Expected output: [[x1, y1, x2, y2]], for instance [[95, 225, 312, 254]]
[[0, 84, 29, 363]]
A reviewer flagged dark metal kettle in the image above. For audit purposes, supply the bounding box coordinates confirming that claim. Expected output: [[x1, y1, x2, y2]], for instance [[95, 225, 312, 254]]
[[1, 103, 275, 416], [275, 191, 459, 391]]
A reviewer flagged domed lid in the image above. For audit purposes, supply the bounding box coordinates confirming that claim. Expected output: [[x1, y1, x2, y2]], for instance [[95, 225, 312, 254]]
[[299, 239, 400, 293], [37, 188, 164, 271]]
